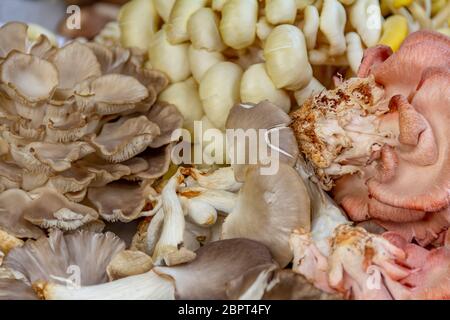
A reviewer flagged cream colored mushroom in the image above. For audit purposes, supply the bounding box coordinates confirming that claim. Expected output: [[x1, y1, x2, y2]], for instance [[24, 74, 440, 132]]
[[147, 29, 191, 83], [166, 0, 209, 44], [350, 0, 382, 47], [319, 0, 347, 56], [220, 0, 259, 50], [188, 45, 225, 82], [118, 0, 160, 51], [265, 0, 297, 25], [240, 63, 291, 113], [158, 77, 204, 134], [187, 8, 226, 52], [154, 0, 176, 22], [263, 25, 312, 90], [303, 5, 320, 50], [294, 77, 325, 106], [106, 250, 153, 281], [199, 61, 243, 130], [345, 32, 364, 74]]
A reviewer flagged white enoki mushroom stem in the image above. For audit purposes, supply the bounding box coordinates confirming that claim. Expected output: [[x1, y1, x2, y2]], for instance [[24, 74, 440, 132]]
[[36, 270, 175, 300]]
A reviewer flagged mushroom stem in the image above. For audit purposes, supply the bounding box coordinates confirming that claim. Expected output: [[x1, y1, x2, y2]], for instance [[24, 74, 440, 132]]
[[181, 167, 242, 192], [38, 270, 175, 300], [179, 186, 237, 214], [152, 171, 186, 265], [181, 197, 218, 226]]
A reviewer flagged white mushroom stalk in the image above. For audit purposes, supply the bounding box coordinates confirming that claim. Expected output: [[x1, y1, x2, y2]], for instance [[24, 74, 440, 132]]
[[152, 170, 193, 266], [37, 270, 175, 300]]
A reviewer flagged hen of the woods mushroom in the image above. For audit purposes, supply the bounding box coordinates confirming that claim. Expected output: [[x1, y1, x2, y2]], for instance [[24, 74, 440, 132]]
[[0, 22, 183, 235]]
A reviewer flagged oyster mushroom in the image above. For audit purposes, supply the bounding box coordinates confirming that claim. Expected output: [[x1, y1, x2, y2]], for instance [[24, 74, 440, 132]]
[[23, 188, 99, 230], [38, 238, 276, 300], [3, 229, 125, 298], [106, 250, 153, 281], [0, 189, 44, 239], [289, 31, 450, 245], [222, 163, 311, 267], [0, 21, 181, 230], [87, 182, 155, 222]]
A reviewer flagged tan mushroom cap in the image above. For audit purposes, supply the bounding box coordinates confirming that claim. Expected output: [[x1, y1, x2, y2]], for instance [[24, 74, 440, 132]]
[[106, 250, 153, 281], [0, 189, 44, 239], [90, 116, 160, 163], [0, 52, 58, 104], [0, 22, 27, 58], [87, 182, 154, 222], [146, 102, 183, 148], [222, 163, 311, 267], [26, 141, 95, 172], [23, 188, 99, 230], [154, 238, 275, 300], [4, 230, 125, 286]]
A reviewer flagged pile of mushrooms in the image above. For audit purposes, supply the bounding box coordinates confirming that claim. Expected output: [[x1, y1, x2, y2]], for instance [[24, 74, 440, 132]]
[[0, 22, 183, 243], [290, 30, 450, 246], [110, 0, 450, 163]]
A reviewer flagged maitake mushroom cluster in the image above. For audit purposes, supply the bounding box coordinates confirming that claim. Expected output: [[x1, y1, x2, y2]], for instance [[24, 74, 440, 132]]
[[0, 22, 182, 235]]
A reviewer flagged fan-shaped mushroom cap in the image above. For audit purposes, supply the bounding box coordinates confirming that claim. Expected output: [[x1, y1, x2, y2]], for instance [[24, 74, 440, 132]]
[[87, 182, 154, 222], [226, 101, 299, 181], [23, 188, 98, 230], [0, 52, 58, 104], [127, 144, 173, 180], [50, 41, 101, 90], [90, 116, 160, 163], [0, 189, 44, 239], [222, 163, 311, 267], [0, 22, 27, 58], [154, 238, 275, 299], [4, 230, 125, 286]]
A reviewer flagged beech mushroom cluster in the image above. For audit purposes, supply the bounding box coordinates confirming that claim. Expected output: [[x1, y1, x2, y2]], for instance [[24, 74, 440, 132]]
[[0, 22, 182, 237]]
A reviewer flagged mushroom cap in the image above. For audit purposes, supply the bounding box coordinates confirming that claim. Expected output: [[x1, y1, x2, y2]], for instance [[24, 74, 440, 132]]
[[226, 101, 299, 181], [90, 116, 160, 163], [0, 278, 37, 300], [222, 163, 311, 267], [0, 22, 28, 58], [87, 182, 154, 222], [106, 250, 153, 281], [154, 238, 275, 300], [0, 189, 44, 239], [0, 51, 58, 104], [23, 188, 99, 230], [4, 229, 125, 286]]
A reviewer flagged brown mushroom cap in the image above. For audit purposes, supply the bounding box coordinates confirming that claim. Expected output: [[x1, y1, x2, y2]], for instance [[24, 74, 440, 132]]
[[154, 238, 275, 300], [222, 163, 311, 267]]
